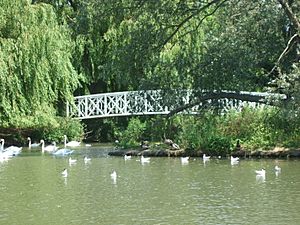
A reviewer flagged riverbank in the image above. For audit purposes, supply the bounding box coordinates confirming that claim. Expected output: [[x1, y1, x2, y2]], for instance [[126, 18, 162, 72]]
[[108, 147, 300, 158]]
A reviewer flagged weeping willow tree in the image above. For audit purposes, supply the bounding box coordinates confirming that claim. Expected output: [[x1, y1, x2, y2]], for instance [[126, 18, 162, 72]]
[[0, 0, 81, 138]]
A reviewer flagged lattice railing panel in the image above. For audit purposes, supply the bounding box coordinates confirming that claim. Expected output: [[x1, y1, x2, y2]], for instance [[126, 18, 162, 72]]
[[67, 90, 285, 119]]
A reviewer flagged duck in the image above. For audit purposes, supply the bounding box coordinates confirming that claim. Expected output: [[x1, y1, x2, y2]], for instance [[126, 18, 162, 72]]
[[61, 168, 68, 178], [27, 137, 40, 149], [255, 168, 266, 177], [40, 140, 58, 153], [64, 135, 81, 147], [181, 156, 189, 164]]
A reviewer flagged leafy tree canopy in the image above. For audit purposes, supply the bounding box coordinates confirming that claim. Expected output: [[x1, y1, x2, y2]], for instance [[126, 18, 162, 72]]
[[0, 0, 79, 127]]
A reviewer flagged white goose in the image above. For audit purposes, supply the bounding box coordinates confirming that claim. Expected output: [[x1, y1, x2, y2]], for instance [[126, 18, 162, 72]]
[[64, 135, 81, 147]]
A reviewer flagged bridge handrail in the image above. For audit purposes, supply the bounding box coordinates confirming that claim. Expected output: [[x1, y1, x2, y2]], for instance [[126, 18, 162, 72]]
[[67, 89, 286, 119]]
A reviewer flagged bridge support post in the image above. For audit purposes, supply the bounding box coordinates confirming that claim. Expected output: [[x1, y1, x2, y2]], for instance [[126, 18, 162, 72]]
[[85, 96, 88, 117]]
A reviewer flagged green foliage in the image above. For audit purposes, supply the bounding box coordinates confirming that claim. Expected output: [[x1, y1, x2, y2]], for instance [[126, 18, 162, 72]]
[[143, 116, 167, 141], [0, 0, 78, 127], [205, 136, 232, 156], [38, 117, 84, 143], [168, 107, 300, 154], [0, 0, 81, 141], [115, 118, 146, 148]]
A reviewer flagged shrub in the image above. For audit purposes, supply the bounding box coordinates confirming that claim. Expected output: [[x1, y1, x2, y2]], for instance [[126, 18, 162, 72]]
[[204, 135, 232, 156], [116, 118, 146, 148]]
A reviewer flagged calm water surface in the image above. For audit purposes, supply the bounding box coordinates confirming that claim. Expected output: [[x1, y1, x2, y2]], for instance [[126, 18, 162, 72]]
[[0, 145, 299, 225]]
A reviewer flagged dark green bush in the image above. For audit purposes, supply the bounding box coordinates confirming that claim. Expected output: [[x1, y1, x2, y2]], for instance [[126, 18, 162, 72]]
[[205, 135, 232, 156], [115, 118, 146, 148]]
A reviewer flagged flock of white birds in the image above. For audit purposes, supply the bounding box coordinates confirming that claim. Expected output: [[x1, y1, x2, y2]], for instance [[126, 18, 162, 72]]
[[0, 137, 282, 182], [0, 135, 80, 162], [178, 153, 281, 182]]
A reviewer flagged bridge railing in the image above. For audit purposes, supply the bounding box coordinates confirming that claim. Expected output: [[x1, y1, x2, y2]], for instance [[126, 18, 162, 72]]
[[67, 90, 285, 119]]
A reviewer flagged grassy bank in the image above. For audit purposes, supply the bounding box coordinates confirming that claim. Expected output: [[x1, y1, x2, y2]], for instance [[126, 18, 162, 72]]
[[113, 107, 300, 156]]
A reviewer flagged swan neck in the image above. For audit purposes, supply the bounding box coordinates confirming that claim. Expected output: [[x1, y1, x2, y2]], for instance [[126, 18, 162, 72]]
[[41, 141, 45, 153]]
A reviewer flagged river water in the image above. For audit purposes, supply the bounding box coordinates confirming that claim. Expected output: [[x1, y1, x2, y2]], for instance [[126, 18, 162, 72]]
[[0, 144, 299, 225]]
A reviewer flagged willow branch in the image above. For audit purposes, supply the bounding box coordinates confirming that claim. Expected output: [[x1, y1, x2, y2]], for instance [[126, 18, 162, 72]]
[[269, 33, 300, 75], [160, 0, 229, 48], [277, 0, 300, 31]]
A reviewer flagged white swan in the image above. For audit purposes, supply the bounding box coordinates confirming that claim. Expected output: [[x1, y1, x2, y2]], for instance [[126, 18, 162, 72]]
[[203, 154, 211, 161], [0, 140, 11, 161], [27, 137, 40, 149], [64, 135, 81, 147], [53, 148, 74, 156], [181, 156, 189, 164], [141, 155, 150, 164], [61, 168, 68, 178], [255, 168, 266, 176], [0, 139, 22, 156], [69, 157, 77, 164], [40, 140, 58, 153], [0, 139, 4, 152]]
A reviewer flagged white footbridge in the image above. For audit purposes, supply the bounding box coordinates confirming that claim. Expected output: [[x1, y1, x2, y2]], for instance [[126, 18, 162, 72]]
[[67, 90, 285, 119]]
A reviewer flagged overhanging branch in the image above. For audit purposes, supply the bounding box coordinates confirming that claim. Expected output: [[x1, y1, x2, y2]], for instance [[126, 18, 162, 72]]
[[160, 0, 229, 48], [167, 91, 286, 117]]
